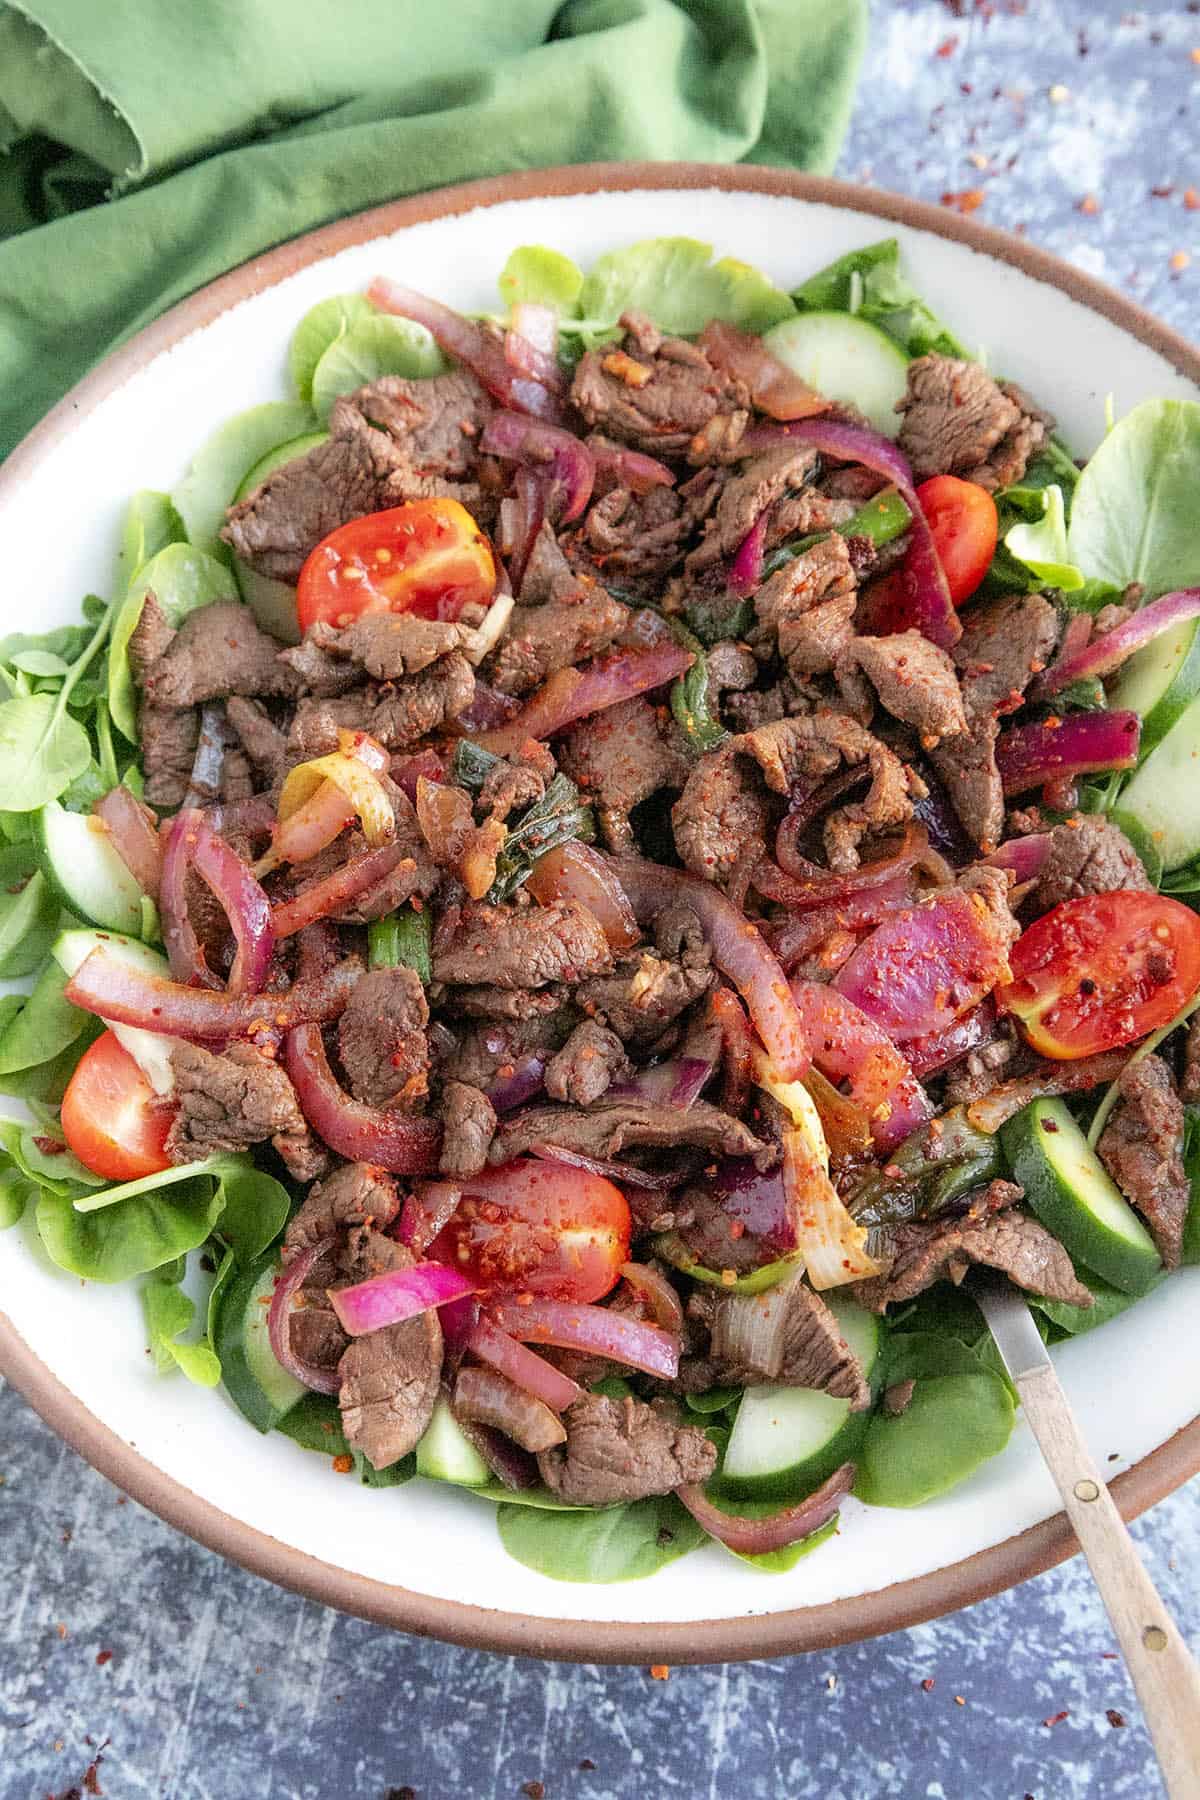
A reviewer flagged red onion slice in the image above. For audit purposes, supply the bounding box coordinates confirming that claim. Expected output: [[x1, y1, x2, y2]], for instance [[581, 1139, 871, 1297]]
[[675, 1460, 855, 1555], [698, 320, 832, 421], [329, 1260, 476, 1336], [609, 854, 812, 1081], [66, 948, 358, 1040], [618, 1261, 684, 1334], [270, 841, 416, 938], [727, 508, 770, 598], [904, 997, 999, 1080], [190, 820, 274, 996], [455, 681, 522, 734], [833, 888, 1016, 1042], [476, 644, 694, 756], [590, 442, 676, 493], [529, 1141, 680, 1191], [466, 1315, 584, 1413], [398, 1180, 463, 1252], [481, 410, 595, 524], [505, 302, 566, 395], [486, 1051, 548, 1114], [453, 1365, 566, 1452], [368, 277, 562, 421], [710, 1158, 799, 1253], [607, 1056, 715, 1110], [983, 833, 1052, 883], [790, 980, 930, 1151], [995, 710, 1141, 797], [526, 840, 639, 952], [489, 1298, 680, 1380], [1036, 588, 1200, 696], [160, 810, 223, 989], [94, 786, 163, 900], [285, 1023, 442, 1172], [267, 1238, 342, 1396], [391, 748, 447, 802]]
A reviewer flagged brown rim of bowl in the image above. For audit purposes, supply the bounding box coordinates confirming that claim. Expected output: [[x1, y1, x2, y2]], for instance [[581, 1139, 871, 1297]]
[[2, 162, 1199, 1666]]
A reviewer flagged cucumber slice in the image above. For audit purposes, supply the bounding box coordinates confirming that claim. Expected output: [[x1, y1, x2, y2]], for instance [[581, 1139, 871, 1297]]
[[1000, 1098, 1161, 1295], [1109, 616, 1200, 758], [764, 312, 909, 437], [415, 1394, 491, 1487], [212, 1252, 307, 1433], [715, 1298, 882, 1501], [51, 927, 176, 1095], [1118, 691, 1200, 871], [36, 800, 145, 935], [231, 431, 329, 646]]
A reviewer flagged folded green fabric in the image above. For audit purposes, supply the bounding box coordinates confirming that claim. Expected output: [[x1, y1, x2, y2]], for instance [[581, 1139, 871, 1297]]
[[0, 0, 866, 459]]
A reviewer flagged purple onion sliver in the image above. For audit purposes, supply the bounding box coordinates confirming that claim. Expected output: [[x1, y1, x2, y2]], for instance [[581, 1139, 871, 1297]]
[[1036, 587, 1200, 696], [330, 1261, 477, 1337], [267, 1237, 342, 1396], [727, 507, 770, 597]]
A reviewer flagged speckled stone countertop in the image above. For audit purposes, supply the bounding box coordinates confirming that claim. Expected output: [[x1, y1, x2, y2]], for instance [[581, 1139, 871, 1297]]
[[3, 4, 1199, 1797]]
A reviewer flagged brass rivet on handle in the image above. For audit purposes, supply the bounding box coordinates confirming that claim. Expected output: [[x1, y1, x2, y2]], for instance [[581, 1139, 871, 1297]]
[[1143, 1625, 1169, 1652], [1073, 1479, 1100, 1502]]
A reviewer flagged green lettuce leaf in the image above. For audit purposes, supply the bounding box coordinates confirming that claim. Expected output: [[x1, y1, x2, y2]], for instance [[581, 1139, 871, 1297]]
[[211, 1164, 291, 1265], [310, 317, 447, 423], [791, 237, 966, 359], [142, 1267, 221, 1386], [498, 246, 584, 316], [171, 400, 316, 563], [289, 294, 376, 406], [496, 1492, 706, 1583], [568, 237, 794, 343], [854, 1333, 1015, 1508], [1067, 398, 1200, 599], [35, 1173, 226, 1282], [0, 959, 88, 1074], [1004, 484, 1084, 592]]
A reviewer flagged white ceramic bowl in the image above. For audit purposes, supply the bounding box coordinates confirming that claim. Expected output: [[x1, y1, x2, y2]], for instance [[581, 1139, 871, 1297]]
[[2, 166, 1197, 1663]]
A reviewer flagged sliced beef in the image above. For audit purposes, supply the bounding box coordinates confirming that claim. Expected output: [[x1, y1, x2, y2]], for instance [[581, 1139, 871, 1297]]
[[432, 899, 612, 989], [330, 370, 493, 508], [581, 483, 692, 580], [438, 1080, 497, 1178], [441, 1014, 567, 1091], [141, 602, 296, 710], [670, 1185, 775, 1276], [165, 1040, 326, 1177], [575, 939, 713, 1045], [742, 708, 922, 873], [852, 1188, 1093, 1312], [750, 533, 858, 678], [929, 713, 1004, 852], [488, 1098, 772, 1169], [671, 739, 770, 884], [558, 696, 692, 851], [223, 432, 393, 584], [570, 310, 749, 459], [842, 630, 967, 744], [677, 1273, 871, 1408], [453, 984, 570, 1022], [685, 444, 820, 573], [515, 518, 579, 604], [336, 966, 430, 1110], [277, 634, 363, 698], [486, 589, 629, 698], [308, 612, 469, 683], [476, 746, 552, 823], [337, 1238, 443, 1469], [954, 592, 1061, 721], [1031, 815, 1153, 913], [1098, 1056, 1188, 1268], [224, 696, 289, 788], [288, 655, 475, 755], [895, 354, 1052, 490], [535, 1393, 716, 1505], [544, 1020, 632, 1106], [283, 1162, 400, 1261], [139, 703, 200, 807], [128, 593, 176, 684]]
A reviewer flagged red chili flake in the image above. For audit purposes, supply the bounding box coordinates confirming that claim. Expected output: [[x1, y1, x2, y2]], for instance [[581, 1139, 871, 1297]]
[[941, 188, 986, 215], [1171, 250, 1192, 273], [33, 1136, 67, 1156], [521, 1784, 545, 1800], [95, 1649, 113, 1667], [649, 1664, 671, 1680], [921, 1677, 936, 1692], [331, 1453, 354, 1474], [1042, 1709, 1069, 1727], [936, 35, 959, 56], [1078, 194, 1100, 215], [1151, 184, 1174, 198], [1106, 1709, 1126, 1728], [954, 1695, 965, 1706], [579, 1760, 596, 1773], [385, 1789, 417, 1800], [1100, 1651, 1119, 1659]]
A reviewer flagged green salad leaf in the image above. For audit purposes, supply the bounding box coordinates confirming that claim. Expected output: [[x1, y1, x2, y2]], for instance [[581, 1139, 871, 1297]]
[[211, 1164, 291, 1266], [288, 293, 376, 405], [35, 1173, 226, 1283], [274, 1391, 416, 1486], [0, 694, 92, 814], [0, 858, 61, 980], [1067, 398, 1200, 599], [1003, 484, 1084, 592], [567, 238, 794, 343], [311, 317, 447, 423], [854, 1333, 1015, 1508], [496, 1492, 707, 1583], [108, 542, 236, 742], [791, 237, 967, 359], [172, 400, 316, 562], [723, 1510, 839, 1575], [1029, 1272, 1153, 1339], [113, 490, 188, 599], [498, 246, 584, 316], [0, 1164, 35, 1230], [142, 1266, 222, 1387]]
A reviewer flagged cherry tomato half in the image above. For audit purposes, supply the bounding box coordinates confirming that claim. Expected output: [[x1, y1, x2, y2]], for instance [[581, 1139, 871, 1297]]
[[296, 497, 495, 634], [61, 1030, 174, 1181], [426, 1158, 631, 1304], [916, 475, 999, 605], [996, 890, 1200, 1060]]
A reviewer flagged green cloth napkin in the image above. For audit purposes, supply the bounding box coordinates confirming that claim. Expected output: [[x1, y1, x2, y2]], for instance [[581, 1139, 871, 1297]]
[[0, 0, 866, 459]]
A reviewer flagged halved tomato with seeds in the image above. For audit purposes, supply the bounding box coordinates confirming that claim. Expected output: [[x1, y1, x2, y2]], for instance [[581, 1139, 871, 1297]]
[[296, 497, 495, 632], [996, 890, 1200, 1060]]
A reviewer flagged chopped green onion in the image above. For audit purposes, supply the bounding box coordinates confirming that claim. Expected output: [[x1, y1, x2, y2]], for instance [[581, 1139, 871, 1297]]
[[760, 485, 912, 582], [368, 908, 432, 982]]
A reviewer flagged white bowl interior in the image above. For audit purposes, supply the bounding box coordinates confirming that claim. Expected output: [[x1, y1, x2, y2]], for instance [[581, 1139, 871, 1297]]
[[1, 184, 1196, 1630]]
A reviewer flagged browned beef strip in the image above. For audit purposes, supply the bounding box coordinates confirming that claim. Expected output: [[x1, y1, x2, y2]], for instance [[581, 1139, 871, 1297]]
[[852, 1189, 1093, 1312], [335, 966, 430, 1110], [224, 696, 289, 788], [337, 1238, 443, 1469], [488, 1098, 772, 1168], [558, 696, 692, 852], [677, 1273, 871, 1407], [536, 1393, 717, 1505], [685, 444, 820, 573], [945, 1048, 1128, 1122], [575, 942, 713, 1045], [929, 712, 1004, 852], [954, 592, 1061, 721], [283, 1163, 400, 1260], [433, 900, 612, 989], [476, 748, 551, 823], [128, 593, 176, 683], [438, 1080, 497, 1178], [1098, 1056, 1187, 1268], [139, 703, 200, 807], [544, 1020, 632, 1106], [514, 518, 579, 604], [747, 708, 922, 873], [277, 634, 363, 698], [453, 984, 570, 1022], [140, 602, 299, 709], [671, 740, 770, 884], [750, 533, 858, 678], [307, 613, 470, 683], [223, 433, 392, 584], [486, 590, 630, 698], [441, 1014, 568, 1090], [165, 1040, 326, 1177], [287, 655, 475, 756], [569, 311, 749, 459], [581, 483, 692, 580], [842, 630, 968, 745], [895, 355, 1052, 490], [1183, 1014, 1200, 1106], [330, 370, 492, 491], [1030, 816, 1153, 914], [669, 1186, 776, 1276]]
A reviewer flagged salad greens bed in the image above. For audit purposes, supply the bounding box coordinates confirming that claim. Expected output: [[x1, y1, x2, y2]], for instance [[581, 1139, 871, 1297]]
[[3, 230, 1200, 1587]]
